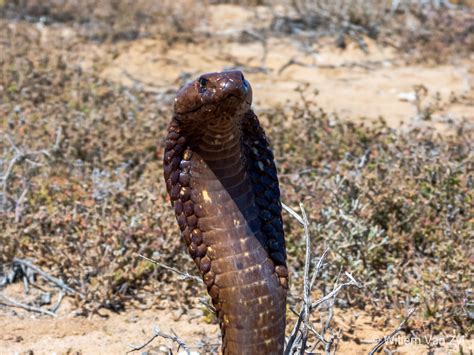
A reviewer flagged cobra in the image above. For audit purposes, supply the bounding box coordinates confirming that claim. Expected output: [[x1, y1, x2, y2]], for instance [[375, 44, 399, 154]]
[[163, 71, 288, 354]]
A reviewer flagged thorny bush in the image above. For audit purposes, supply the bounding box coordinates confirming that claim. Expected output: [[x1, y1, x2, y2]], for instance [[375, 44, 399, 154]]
[[273, 0, 474, 62], [0, 20, 198, 313], [1, 0, 209, 42], [265, 91, 473, 336]]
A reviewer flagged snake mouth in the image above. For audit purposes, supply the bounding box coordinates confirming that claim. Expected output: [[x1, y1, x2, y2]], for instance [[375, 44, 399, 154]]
[[174, 70, 252, 116], [175, 93, 251, 116]]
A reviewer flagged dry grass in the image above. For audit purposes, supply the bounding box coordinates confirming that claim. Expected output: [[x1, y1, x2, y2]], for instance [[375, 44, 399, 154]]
[[388, 4, 474, 63], [1, 0, 209, 41], [2, 0, 473, 62], [270, 0, 474, 61]]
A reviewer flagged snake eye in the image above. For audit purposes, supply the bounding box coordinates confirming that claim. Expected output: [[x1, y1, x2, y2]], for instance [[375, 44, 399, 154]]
[[198, 77, 208, 92]]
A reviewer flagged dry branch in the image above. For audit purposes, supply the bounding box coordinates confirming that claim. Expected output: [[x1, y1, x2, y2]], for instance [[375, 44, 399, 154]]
[[14, 185, 29, 223], [0, 293, 57, 317], [310, 272, 360, 310], [368, 307, 417, 355], [136, 254, 203, 284], [283, 201, 361, 354], [300, 203, 311, 354], [282, 202, 305, 225], [1, 133, 51, 193], [12, 258, 83, 297], [50, 290, 66, 313], [127, 327, 191, 354]]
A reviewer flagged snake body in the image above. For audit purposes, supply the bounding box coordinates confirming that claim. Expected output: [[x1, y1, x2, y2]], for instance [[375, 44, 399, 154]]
[[163, 71, 288, 354]]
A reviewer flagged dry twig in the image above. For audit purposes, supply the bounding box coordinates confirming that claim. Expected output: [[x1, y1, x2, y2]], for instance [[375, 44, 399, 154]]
[[136, 254, 203, 284], [127, 327, 191, 354], [300, 203, 311, 354], [282, 202, 305, 225], [283, 202, 361, 354], [368, 308, 417, 355], [1, 133, 51, 193], [12, 258, 83, 297], [14, 185, 29, 223], [50, 291, 66, 313], [0, 293, 57, 317], [310, 272, 360, 310]]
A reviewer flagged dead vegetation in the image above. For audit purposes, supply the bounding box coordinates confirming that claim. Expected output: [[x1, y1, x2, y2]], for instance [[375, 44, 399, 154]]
[[266, 92, 472, 339], [2, 0, 473, 63], [0, 0, 473, 353], [1, 0, 209, 41], [271, 0, 474, 62]]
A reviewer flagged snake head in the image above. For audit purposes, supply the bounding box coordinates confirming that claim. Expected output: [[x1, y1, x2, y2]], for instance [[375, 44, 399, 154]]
[[174, 70, 252, 118]]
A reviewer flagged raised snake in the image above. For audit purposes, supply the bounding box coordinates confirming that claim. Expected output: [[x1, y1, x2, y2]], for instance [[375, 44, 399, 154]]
[[163, 71, 288, 354]]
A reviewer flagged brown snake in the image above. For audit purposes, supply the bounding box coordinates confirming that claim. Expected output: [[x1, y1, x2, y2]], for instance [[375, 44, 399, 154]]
[[163, 71, 288, 354]]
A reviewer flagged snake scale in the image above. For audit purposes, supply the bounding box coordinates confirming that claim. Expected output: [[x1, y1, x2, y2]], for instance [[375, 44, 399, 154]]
[[163, 71, 288, 354]]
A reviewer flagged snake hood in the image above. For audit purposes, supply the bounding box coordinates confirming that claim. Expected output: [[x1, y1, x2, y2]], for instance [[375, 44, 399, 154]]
[[163, 71, 287, 354]]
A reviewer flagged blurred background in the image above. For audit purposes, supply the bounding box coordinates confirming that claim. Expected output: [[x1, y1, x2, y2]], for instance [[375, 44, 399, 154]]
[[0, 1, 473, 353]]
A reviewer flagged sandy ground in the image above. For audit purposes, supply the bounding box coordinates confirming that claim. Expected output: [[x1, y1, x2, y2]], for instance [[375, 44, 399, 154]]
[[1, 284, 471, 355], [101, 37, 474, 129], [1, 4, 473, 355], [96, 5, 474, 130]]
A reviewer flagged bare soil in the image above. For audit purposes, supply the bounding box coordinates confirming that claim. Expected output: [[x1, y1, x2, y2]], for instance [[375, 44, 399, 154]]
[[96, 5, 473, 130], [1, 282, 472, 354], [100, 36, 473, 129]]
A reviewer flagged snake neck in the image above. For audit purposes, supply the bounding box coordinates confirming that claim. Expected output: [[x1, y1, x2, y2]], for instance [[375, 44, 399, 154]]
[[164, 110, 287, 354], [191, 115, 248, 195], [199, 119, 241, 152]]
